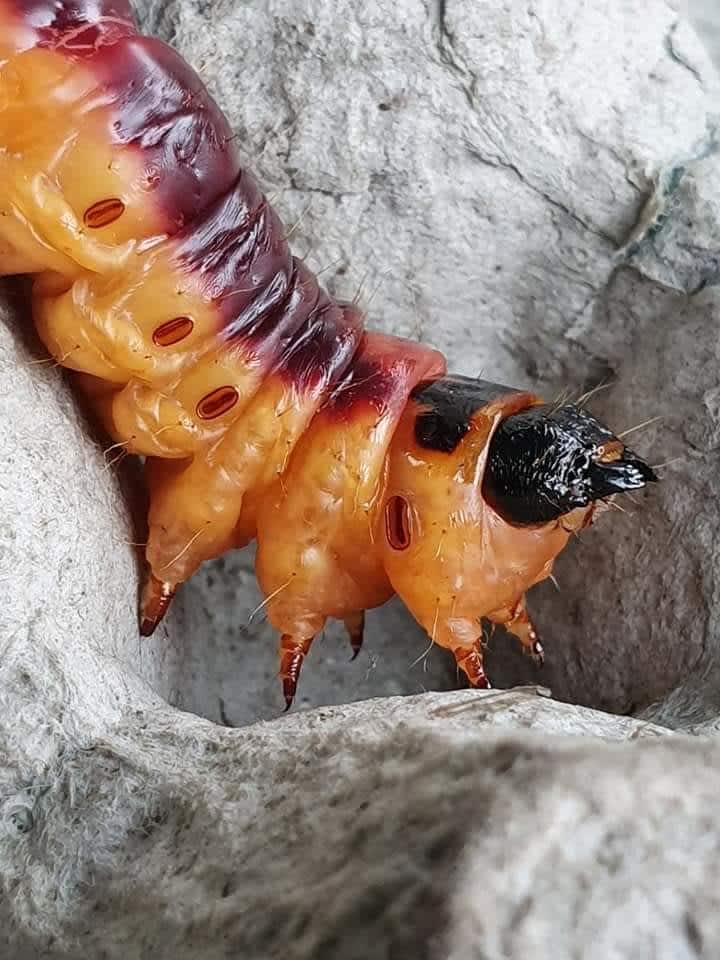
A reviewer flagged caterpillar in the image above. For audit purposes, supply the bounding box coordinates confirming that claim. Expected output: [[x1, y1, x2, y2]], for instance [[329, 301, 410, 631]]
[[0, 0, 657, 708]]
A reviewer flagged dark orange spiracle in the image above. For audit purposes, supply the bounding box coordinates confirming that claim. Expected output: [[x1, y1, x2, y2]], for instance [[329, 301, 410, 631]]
[[196, 386, 239, 421], [0, 0, 657, 707], [83, 198, 126, 229], [385, 496, 412, 551], [152, 316, 194, 348]]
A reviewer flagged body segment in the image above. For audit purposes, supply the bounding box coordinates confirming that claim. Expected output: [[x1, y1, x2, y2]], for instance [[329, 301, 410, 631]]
[[0, 1, 657, 705]]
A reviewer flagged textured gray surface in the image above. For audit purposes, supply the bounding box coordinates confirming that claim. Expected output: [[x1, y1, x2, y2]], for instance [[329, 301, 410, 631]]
[[0, 682, 691, 960], [448, 732, 720, 960], [4, 1, 720, 958], [687, 0, 720, 64], [0, 306, 178, 721]]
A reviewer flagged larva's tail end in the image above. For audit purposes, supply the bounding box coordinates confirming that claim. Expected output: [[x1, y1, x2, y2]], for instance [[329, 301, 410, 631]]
[[139, 574, 177, 636]]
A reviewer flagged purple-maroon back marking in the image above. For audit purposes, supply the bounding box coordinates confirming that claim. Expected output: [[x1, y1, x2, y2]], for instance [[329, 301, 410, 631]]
[[92, 35, 241, 236], [323, 335, 446, 421], [12, 0, 385, 403], [173, 175, 290, 323], [325, 351, 397, 417], [8, 1, 238, 236], [13, 0, 136, 51], [278, 302, 364, 393]]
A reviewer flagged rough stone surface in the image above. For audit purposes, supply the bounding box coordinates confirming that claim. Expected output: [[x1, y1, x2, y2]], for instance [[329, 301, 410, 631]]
[[687, 0, 720, 66], [448, 733, 720, 960], [0, 681, 699, 960], [4, 1, 720, 957]]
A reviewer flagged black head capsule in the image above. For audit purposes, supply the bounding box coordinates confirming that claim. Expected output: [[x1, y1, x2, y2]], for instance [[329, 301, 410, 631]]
[[482, 404, 658, 525]]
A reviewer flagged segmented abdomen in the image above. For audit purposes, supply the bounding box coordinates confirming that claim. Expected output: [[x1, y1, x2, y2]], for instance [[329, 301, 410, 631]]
[[0, 0, 445, 589]]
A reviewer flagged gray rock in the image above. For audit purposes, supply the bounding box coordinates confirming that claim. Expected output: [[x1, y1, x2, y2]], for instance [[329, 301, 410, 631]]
[[622, 146, 720, 295], [448, 732, 720, 960], [4, 0, 720, 957], [686, 0, 720, 67], [0, 681, 687, 960]]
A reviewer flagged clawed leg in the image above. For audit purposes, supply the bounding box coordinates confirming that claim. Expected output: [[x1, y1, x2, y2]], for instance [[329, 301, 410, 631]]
[[490, 596, 544, 666], [279, 634, 314, 711], [140, 573, 177, 636], [452, 642, 491, 689], [343, 610, 365, 661]]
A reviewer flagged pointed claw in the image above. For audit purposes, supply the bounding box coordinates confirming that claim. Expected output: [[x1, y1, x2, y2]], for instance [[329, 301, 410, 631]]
[[524, 616, 545, 667], [532, 637, 545, 667], [344, 611, 365, 662], [453, 644, 491, 689], [140, 575, 176, 636], [500, 598, 545, 667], [279, 635, 314, 711]]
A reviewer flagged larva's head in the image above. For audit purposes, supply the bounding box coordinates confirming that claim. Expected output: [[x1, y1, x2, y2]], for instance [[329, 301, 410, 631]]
[[481, 403, 658, 524], [379, 377, 657, 648]]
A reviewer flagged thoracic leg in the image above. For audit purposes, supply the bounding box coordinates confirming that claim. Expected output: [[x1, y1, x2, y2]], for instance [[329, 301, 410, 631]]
[[140, 377, 324, 636], [452, 641, 491, 689], [140, 576, 177, 636], [488, 596, 544, 666], [138, 457, 241, 634], [279, 634, 315, 710], [344, 611, 365, 660], [144, 456, 242, 581], [423, 615, 492, 689]]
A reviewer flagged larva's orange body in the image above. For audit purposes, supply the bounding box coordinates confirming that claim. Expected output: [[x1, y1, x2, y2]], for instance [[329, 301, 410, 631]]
[[0, 0, 657, 706]]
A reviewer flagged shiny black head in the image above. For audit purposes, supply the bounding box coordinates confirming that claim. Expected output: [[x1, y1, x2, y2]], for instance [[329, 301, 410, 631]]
[[482, 404, 658, 525]]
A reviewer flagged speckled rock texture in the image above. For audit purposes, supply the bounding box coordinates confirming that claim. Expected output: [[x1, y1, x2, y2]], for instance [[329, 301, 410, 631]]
[[687, 0, 720, 67], [3, 1, 720, 957]]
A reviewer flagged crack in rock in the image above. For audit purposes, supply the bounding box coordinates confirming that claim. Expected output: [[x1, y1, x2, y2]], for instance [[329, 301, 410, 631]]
[[463, 139, 616, 246], [665, 20, 705, 87]]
